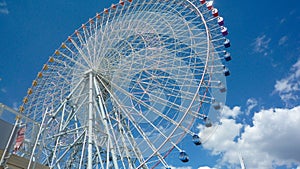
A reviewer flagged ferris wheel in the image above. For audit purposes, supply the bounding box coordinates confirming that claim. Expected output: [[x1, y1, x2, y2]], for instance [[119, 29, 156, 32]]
[[13, 0, 232, 168]]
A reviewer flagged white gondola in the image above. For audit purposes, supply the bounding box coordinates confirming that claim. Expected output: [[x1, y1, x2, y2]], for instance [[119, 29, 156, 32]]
[[221, 26, 228, 36], [206, 1, 213, 10], [224, 38, 231, 48], [218, 16, 224, 26], [224, 52, 231, 61], [212, 8, 219, 17]]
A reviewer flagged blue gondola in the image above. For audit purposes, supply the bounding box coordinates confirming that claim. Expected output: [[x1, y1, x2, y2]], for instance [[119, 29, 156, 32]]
[[224, 52, 231, 61], [224, 39, 231, 48], [179, 152, 189, 163], [224, 68, 230, 76], [221, 26, 228, 36], [192, 134, 202, 145]]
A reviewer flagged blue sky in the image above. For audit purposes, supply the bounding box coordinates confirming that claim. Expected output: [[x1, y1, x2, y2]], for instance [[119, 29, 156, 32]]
[[0, 0, 300, 169]]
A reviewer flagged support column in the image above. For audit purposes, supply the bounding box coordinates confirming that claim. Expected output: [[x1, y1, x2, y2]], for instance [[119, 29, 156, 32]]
[[87, 72, 93, 169]]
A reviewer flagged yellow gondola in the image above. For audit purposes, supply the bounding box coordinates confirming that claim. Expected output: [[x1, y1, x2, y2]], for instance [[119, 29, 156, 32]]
[[27, 88, 33, 95], [19, 106, 24, 112], [55, 50, 60, 55], [43, 64, 48, 70], [37, 72, 43, 78], [61, 43, 66, 49], [32, 80, 38, 86], [49, 57, 54, 63], [23, 97, 28, 104]]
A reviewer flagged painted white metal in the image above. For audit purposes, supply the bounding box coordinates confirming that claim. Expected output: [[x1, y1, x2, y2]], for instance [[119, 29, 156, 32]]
[[88, 72, 93, 169], [9, 0, 231, 168]]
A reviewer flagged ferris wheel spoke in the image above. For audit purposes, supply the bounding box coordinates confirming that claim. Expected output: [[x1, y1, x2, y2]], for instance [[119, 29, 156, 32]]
[[51, 131, 86, 167], [93, 101, 124, 169], [93, 77, 123, 169], [105, 76, 196, 136], [116, 76, 198, 101], [97, 75, 168, 167], [82, 29, 95, 65], [124, 110, 170, 168], [131, 107, 183, 151], [105, 88, 170, 168], [56, 50, 88, 70], [93, 96, 126, 168], [68, 38, 93, 68], [115, 109, 150, 168], [110, 2, 164, 41], [115, 117, 143, 168], [94, 76, 148, 168]]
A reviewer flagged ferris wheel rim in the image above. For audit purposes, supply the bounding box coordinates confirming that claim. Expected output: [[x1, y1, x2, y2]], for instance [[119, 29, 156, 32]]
[[17, 0, 231, 168]]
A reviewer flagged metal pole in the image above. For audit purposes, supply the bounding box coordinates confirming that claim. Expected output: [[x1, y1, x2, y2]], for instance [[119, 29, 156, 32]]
[[87, 72, 93, 169], [0, 119, 19, 167], [27, 110, 48, 169]]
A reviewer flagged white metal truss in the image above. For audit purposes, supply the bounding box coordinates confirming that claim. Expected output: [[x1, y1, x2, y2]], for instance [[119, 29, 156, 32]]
[[8, 0, 233, 168]]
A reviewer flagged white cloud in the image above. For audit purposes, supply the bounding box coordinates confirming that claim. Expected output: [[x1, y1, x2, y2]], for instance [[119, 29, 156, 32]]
[[252, 35, 272, 56], [199, 105, 300, 169], [12, 102, 18, 111], [278, 36, 288, 46], [198, 167, 216, 169], [274, 59, 300, 106], [280, 18, 286, 24], [166, 166, 192, 169], [1, 88, 7, 93], [0, 0, 9, 14], [246, 98, 257, 115], [222, 105, 241, 118]]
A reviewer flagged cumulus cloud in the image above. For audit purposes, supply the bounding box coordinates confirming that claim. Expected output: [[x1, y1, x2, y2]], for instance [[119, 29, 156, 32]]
[[252, 35, 272, 56], [198, 167, 216, 169], [246, 98, 257, 115], [167, 166, 192, 169], [199, 105, 300, 169], [274, 59, 300, 106]]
